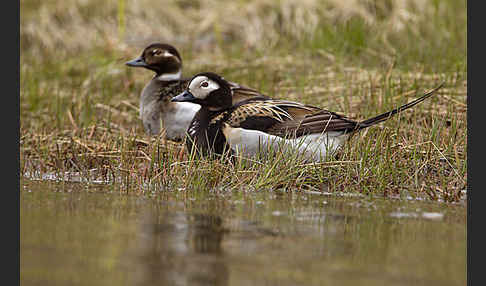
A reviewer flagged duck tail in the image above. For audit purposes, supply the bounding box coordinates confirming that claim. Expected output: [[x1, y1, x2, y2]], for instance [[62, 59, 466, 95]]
[[355, 82, 444, 130]]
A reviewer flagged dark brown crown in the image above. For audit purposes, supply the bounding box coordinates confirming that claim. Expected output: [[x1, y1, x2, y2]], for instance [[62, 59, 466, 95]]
[[128, 43, 182, 75]]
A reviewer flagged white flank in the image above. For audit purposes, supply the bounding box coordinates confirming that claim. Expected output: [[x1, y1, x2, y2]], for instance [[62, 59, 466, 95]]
[[222, 124, 347, 162]]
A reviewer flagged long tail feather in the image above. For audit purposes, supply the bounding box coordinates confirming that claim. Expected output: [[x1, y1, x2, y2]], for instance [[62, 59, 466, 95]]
[[356, 82, 444, 130]]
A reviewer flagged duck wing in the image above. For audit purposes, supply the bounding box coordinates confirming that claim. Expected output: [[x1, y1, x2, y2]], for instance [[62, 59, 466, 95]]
[[217, 83, 444, 138], [267, 109, 359, 137], [211, 99, 344, 138]]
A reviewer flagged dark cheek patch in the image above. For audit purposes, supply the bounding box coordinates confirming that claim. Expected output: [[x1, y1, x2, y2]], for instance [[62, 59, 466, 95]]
[[144, 54, 154, 65]]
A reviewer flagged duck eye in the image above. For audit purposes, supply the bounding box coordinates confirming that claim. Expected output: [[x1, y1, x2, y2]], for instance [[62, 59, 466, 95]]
[[201, 81, 209, 88], [152, 49, 162, 56]]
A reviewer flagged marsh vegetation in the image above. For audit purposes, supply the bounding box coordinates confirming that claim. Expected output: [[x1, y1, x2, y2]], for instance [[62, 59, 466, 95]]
[[20, 0, 467, 201]]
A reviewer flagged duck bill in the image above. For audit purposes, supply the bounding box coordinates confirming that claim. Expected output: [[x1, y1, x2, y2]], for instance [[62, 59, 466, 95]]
[[172, 90, 196, 102], [125, 56, 148, 68]]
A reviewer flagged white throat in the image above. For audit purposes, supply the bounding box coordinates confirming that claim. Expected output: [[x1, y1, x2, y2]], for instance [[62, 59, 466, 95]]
[[156, 70, 182, 81]]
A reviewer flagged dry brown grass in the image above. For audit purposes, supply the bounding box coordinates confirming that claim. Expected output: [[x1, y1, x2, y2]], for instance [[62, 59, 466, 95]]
[[20, 0, 467, 201], [21, 0, 465, 60]]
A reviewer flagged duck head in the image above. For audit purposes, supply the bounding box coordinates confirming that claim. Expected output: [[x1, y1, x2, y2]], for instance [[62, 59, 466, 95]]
[[126, 43, 182, 79], [172, 72, 233, 111]]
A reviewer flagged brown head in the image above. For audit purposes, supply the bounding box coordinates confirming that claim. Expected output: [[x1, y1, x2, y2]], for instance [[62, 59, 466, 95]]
[[125, 43, 182, 77]]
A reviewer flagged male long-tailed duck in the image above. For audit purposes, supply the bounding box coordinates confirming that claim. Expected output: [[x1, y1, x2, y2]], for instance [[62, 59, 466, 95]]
[[171, 72, 443, 162]]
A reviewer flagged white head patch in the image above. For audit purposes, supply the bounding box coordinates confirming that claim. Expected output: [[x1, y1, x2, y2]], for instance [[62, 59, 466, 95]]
[[151, 49, 181, 63], [188, 76, 220, 99], [163, 51, 181, 63]]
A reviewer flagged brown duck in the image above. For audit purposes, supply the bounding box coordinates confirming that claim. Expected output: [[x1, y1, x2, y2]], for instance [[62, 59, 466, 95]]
[[126, 43, 265, 140]]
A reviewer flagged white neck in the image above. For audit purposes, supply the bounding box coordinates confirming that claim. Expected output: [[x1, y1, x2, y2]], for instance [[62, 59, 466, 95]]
[[155, 70, 182, 81]]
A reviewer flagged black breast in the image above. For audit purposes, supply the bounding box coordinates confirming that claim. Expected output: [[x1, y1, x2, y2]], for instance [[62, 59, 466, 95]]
[[186, 108, 231, 157]]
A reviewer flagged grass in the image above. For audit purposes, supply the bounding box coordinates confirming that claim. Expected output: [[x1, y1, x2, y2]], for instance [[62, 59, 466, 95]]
[[20, 0, 467, 202]]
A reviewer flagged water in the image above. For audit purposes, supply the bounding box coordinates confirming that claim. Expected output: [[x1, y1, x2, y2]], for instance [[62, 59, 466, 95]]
[[20, 179, 467, 286]]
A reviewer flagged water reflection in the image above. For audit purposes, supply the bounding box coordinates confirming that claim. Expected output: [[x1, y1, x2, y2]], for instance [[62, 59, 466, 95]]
[[133, 211, 228, 286], [21, 179, 467, 286]]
